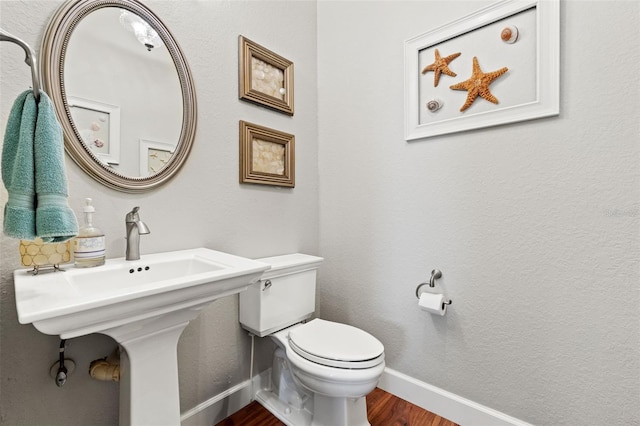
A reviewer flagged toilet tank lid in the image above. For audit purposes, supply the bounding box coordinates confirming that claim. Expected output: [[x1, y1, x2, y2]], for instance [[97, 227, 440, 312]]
[[256, 253, 323, 279]]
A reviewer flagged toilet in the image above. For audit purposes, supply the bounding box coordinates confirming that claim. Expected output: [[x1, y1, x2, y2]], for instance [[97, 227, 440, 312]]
[[239, 253, 385, 426]]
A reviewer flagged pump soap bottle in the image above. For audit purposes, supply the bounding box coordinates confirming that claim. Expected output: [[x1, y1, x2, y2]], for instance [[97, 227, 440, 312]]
[[73, 198, 106, 267]]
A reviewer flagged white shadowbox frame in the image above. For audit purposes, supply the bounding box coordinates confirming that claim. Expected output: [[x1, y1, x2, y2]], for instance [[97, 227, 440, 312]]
[[404, 0, 559, 140], [67, 96, 121, 164]]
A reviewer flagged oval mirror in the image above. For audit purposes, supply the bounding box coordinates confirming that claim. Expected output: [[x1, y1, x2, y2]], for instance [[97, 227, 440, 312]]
[[40, 0, 197, 192]]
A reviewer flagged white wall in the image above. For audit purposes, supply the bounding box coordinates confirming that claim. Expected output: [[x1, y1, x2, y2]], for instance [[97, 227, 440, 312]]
[[317, 1, 639, 425], [0, 1, 318, 424]]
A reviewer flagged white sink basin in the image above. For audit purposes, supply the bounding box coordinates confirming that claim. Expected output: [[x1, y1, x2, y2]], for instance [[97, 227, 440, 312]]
[[14, 247, 269, 426], [14, 247, 269, 338]]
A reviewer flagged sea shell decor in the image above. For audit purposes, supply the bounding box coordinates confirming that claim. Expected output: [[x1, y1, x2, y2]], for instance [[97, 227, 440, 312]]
[[426, 99, 443, 112], [501, 25, 519, 43], [252, 139, 286, 175], [251, 57, 285, 100]]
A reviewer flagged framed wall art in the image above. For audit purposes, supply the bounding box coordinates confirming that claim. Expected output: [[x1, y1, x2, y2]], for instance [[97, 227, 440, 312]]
[[239, 36, 294, 115], [404, 0, 559, 140], [67, 96, 121, 164], [239, 120, 295, 188], [139, 139, 175, 177]]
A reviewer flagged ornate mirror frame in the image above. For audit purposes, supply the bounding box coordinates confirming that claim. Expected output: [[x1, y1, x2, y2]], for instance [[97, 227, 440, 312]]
[[40, 0, 197, 192]]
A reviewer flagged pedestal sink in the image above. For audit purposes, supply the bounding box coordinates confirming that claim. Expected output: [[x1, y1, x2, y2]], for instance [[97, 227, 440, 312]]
[[14, 248, 269, 426]]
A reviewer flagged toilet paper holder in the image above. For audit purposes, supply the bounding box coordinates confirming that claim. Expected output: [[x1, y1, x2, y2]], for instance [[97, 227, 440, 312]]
[[415, 269, 452, 305]]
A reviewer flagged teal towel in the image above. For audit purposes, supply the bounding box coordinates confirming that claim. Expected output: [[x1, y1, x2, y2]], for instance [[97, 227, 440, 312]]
[[2, 90, 78, 242], [2, 91, 35, 240]]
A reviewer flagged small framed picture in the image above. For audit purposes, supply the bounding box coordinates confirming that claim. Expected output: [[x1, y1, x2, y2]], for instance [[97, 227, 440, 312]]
[[239, 36, 294, 115], [139, 139, 175, 177], [67, 96, 121, 164], [239, 120, 295, 188]]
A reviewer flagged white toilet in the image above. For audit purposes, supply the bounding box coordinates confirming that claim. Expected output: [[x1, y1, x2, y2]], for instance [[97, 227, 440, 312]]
[[239, 253, 385, 426]]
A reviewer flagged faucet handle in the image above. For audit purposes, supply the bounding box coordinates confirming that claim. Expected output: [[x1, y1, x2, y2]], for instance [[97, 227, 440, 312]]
[[126, 206, 141, 222]]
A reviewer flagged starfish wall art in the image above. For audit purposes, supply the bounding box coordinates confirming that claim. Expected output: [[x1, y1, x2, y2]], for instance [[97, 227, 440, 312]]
[[405, 0, 558, 140], [449, 56, 509, 112], [421, 49, 461, 87]]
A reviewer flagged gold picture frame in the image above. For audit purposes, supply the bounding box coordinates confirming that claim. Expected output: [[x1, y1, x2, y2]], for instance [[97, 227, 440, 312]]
[[239, 36, 294, 115], [239, 120, 295, 188]]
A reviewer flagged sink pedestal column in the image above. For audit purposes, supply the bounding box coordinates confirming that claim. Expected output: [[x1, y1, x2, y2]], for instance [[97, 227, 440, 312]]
[[102, 307, 207, 426]]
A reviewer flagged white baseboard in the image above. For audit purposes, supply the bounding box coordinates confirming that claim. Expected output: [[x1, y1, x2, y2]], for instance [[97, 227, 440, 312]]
[[180, 370, 270, 426], [378, 368, 533, 426], [181, 367, 531, 426]]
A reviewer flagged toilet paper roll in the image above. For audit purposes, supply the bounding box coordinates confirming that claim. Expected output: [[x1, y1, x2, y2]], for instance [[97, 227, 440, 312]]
[[418, 292, 447, 316]]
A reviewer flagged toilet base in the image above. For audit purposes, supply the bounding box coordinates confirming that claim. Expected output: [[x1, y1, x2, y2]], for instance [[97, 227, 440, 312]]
[[255, 387, 370, 426], [255, 388, 312, 426], [311, 393, 370, 426], [257, 327, 377, 426], [255, 357, 371, 426]]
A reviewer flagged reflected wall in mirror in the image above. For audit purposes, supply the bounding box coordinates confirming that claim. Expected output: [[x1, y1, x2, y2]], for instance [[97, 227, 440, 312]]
[[41, 0, 197, 192]]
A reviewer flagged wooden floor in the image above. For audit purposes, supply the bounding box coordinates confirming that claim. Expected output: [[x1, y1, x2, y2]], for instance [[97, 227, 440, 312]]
[[216, 387, 458, 426]]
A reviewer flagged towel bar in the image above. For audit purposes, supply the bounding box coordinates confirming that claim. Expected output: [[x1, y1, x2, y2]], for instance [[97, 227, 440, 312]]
[[0, 27, 41, 101]]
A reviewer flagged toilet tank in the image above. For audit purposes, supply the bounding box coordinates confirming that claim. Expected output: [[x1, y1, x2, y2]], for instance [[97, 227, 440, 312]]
[[239, 253, 323, 337]]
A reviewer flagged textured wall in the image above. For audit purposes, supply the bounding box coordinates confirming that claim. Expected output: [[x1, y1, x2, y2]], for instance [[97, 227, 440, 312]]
[[2, 1, 639, 425], [317, 1, 639, 425], [0, 1, 318, 424]]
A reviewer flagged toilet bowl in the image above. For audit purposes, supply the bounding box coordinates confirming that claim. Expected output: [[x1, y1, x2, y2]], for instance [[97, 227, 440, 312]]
[[239, 254, 385, 426]]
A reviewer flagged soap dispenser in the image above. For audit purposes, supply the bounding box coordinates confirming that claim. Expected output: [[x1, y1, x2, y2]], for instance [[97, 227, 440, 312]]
[[73, 198, 106, 267]]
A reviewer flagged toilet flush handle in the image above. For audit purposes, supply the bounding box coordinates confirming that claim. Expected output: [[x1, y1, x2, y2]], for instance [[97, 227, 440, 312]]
[[262, 280, 272, 291]]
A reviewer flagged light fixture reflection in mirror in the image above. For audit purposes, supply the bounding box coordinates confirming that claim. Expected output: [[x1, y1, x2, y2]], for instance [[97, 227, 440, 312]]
[[40, 0, 197, 192], [119, 10, 164, 51]]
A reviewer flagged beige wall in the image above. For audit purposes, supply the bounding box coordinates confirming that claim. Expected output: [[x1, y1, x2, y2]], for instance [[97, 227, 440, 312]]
[[317, 1, 639, 425], [0, 1, 318, 424]]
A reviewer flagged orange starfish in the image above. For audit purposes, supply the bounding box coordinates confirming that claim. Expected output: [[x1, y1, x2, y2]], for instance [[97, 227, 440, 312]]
[[449, 57, 508, 112], [421, 49, 461, 87]]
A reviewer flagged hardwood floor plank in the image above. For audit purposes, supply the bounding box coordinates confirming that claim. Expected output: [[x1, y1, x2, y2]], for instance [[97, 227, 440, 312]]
[[215, 387, 458, 426], [216, 400, 284, 426], [368, 388, 457, 426]]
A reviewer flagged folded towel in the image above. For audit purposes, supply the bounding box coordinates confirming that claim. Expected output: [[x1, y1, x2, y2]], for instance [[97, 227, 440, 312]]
[[2, 90, 78, 242], [34, 92, 78, 242]]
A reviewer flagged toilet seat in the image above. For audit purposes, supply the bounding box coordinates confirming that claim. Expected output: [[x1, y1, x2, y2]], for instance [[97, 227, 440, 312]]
[[288, 319, 384, 369]]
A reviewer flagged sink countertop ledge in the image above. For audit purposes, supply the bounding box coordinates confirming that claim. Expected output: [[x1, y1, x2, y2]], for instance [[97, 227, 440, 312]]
[[14, 248, 270, 339]]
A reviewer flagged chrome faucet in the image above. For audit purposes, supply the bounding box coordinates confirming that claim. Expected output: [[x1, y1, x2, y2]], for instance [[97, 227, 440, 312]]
[[125, 207, 150, 261]]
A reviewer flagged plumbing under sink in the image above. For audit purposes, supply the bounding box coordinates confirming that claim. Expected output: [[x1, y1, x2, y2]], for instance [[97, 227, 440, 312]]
[[14, 247, 269, 426]]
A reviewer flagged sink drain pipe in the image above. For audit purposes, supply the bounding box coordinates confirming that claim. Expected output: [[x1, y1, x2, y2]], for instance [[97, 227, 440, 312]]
[[54, 339, 68, 387], [89, 347, 120, 382]]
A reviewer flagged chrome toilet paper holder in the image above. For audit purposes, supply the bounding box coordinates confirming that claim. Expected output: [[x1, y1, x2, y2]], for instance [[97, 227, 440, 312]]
[[415, 269, 452, 305]]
